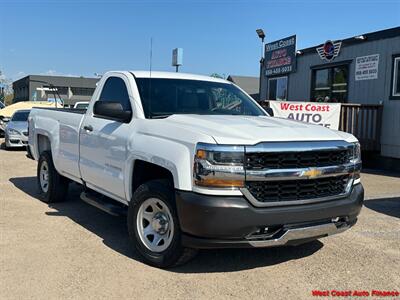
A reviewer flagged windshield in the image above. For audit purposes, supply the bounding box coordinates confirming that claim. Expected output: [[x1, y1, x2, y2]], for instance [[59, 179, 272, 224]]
[[135, 78, 265, 118], [11, 111, 30, 121]]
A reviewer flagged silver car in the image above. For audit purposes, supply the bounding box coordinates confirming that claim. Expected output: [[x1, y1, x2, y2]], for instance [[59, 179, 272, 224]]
[[5, 109, 30, 149]]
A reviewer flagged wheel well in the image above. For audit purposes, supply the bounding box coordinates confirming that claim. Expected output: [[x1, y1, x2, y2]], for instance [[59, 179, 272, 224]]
[[37, 134, 51, 156], [132, 160, 174, 193]]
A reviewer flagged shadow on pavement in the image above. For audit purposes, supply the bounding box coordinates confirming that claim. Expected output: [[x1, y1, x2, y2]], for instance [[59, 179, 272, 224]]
[[10, 176, 324, 273], [0, 141, 27, 151], [364, 197, 400, 219]]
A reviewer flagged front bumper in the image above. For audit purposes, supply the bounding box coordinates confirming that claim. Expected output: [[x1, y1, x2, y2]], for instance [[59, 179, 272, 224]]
[[5, 133, 28, 147], [176, 183, 364, 248]]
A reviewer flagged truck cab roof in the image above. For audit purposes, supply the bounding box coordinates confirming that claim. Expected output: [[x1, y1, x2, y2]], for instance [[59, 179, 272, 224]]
[[129, 71, 229, 84]]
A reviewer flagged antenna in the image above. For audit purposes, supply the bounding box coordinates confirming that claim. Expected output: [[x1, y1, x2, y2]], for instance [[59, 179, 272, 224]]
[[150, 37, 153, 76]]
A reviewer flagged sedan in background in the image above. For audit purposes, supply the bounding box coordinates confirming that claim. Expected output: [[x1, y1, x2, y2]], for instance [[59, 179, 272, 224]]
[[5, 109, 30, 149]]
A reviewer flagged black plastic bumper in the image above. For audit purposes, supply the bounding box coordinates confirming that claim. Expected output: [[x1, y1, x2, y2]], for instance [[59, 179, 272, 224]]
[[175, 184, 364, 248]]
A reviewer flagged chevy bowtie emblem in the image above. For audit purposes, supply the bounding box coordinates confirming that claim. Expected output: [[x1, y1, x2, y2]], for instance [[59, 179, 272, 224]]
[[303, 168, 322, 178]]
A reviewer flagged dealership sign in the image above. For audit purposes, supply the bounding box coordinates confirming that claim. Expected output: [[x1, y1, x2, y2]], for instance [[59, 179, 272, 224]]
[[316, 40, 342, 62], [265, 35, 296, 76], [355, 54, 379, 80], [269, 101, 341, 130]]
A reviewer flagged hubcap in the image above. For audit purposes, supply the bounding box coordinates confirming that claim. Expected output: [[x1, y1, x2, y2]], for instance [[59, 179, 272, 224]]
[[39, 161, 49, 193], [136, 198, 174, 252]]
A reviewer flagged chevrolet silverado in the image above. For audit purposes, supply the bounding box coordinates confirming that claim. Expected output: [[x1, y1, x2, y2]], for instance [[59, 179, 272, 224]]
[[28, 71, 363, 268]]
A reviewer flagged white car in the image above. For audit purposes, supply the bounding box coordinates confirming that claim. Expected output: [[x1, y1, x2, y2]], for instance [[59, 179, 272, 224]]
[[28, 71, 363, 268], [73, 101, 89, 110], [5, 109, 30, 149]]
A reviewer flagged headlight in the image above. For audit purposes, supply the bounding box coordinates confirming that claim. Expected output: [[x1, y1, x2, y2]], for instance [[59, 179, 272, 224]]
[[351, 142, 361, 163], [351, 142, 361, 184], [194, 143, 245, 188], [7, 128, 20, 135]]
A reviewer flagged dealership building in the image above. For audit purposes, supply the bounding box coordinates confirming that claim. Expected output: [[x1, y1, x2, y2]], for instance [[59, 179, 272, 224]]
[[259, 26, 400, 162], [13, 75, 99, 107]]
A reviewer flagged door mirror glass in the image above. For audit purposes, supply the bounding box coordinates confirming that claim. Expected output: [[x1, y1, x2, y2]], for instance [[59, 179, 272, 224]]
[[93, 101, 132, 123]]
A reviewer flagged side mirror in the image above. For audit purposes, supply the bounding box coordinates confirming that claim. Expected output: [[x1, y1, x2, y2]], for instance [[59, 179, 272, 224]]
[[265, 107, 274, 117], [93, 101, 132, 123]]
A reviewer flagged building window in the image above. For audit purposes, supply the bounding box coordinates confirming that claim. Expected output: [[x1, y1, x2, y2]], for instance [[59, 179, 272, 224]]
[[71, 87, 95, 96], [268, 76, 287, 101], [311, 65, 348, 103], [391, 54, 400, 100], [44, 85, 68, 95]]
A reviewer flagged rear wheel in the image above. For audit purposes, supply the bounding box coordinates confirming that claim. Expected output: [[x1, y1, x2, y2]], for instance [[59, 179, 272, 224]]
[[37, 151, 69, 203], [127, 180, 197, 268]]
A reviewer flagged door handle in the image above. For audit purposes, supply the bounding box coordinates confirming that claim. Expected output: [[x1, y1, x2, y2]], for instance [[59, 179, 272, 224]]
[[83, 125, 93, 132]]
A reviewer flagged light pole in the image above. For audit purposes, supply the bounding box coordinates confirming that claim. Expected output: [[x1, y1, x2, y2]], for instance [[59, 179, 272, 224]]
[[256, 29, 265, 101]]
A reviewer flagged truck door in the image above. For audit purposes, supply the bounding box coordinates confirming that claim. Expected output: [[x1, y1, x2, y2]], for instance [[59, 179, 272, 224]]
[[79, 74, 133, 201]]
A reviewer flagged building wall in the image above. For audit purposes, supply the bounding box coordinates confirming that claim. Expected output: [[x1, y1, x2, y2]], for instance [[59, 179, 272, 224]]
[[13, 75, 99, 106], [261, 34, 400, 159]]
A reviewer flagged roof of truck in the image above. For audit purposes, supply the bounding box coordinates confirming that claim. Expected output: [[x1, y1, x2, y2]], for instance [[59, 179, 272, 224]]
[[130, 71, 229, 83]]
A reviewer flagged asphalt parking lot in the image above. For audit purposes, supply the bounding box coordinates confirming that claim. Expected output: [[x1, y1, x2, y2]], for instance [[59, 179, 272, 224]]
[[1, 139, 399, 299]]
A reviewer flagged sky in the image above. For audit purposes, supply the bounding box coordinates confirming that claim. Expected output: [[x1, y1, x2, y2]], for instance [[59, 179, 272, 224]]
[[1, 0, 399, 81]]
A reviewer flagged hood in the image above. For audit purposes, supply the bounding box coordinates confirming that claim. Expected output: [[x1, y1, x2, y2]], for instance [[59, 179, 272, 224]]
[[7, 121, 28, 132], [160, 115, 357, 145]]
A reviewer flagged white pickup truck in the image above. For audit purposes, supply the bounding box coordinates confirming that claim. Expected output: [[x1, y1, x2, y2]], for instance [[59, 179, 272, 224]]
[[28, 71, 363, 268]]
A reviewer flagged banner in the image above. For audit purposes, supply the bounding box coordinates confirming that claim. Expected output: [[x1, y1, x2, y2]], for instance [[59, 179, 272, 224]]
[[269, 101, 341, 130], [265, 35, 296, 76], [355, 54, 379, 81]]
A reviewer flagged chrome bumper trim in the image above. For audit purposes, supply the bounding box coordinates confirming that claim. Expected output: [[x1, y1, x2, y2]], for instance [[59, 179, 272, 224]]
[[245, 162, 361, 181], [248, 222, 350, 247]]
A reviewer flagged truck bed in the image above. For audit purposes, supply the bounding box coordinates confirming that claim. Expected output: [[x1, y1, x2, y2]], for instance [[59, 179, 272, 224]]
[[29, 107, 85, 182], [33, 107, 87, 114]]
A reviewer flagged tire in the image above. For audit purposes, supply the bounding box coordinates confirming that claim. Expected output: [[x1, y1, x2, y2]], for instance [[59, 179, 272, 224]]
[[37, 151, 69, 203], [4, 135, 10, 150], [127, 179, 197, 268]]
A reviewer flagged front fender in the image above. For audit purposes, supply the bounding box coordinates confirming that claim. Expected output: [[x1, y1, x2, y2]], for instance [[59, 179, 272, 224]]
[[124, 133, 199, 201]]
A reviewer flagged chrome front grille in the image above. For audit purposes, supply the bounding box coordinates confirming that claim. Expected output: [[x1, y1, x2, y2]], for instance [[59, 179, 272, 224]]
[[242, 141, 359, 207], [246, 175, 350, 203]]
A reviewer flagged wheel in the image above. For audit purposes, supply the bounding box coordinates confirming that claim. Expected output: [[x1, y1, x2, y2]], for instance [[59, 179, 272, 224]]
[[127, 179, 197, 268], [37, 151, 69, 203]]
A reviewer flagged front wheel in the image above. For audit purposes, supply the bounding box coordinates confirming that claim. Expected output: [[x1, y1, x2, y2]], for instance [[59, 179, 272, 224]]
[[127, 180, 197, 268], [37, 151, 69, 203]]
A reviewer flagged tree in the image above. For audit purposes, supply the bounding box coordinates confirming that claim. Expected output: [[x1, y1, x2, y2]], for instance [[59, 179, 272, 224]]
[[0, 70, 14, 106], [4, 93, 14, 106]]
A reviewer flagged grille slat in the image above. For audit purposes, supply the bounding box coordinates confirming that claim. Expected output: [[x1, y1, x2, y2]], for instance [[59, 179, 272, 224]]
[[246, 149, 351, 170], [246, 175, 349, 203]]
